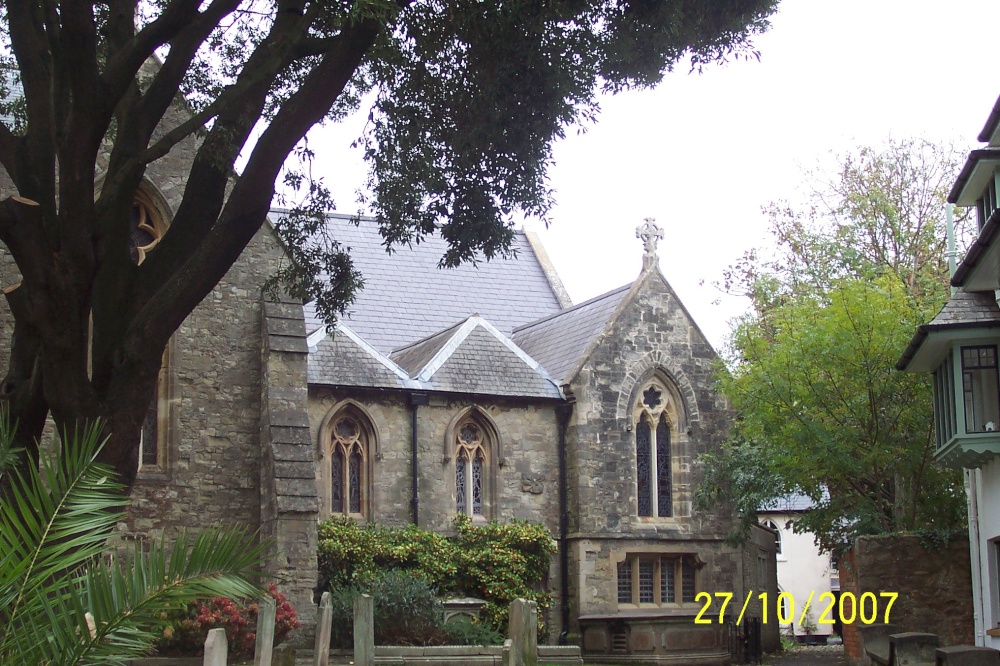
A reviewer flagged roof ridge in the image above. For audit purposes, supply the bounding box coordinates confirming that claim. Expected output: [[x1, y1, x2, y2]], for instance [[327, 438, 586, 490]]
[[513, 283, 632, 334]]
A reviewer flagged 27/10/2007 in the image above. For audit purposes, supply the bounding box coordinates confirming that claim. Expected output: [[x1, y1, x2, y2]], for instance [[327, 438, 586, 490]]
[[693, 591, 898, 625]]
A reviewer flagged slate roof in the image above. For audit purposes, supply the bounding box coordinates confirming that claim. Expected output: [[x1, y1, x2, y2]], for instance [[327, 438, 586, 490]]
[[896, 290, 1000, 370], [511, 284, 632, 385], [308, 323, 411, 389], [390, 320, 467, 377], [417, 323, 561, 398], [926, 289, 1000, 326], [759, 488, 829, 513], [287, 212, 564, 353], [759, 493, 815, 513], [309, 315, 562, 399]]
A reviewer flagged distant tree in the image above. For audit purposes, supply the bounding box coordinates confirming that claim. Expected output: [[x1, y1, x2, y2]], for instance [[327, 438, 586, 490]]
[[723, 138, 973, 312], [700, 139, 970, 550], [0, 0, 778, 489]]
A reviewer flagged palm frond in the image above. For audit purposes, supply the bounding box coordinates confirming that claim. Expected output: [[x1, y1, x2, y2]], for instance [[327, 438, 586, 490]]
[[0, 420, 267, 665], [0, 421, 123, 649]]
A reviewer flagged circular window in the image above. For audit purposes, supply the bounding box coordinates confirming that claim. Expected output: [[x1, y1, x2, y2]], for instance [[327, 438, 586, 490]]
[[129, 190, 168, 264]]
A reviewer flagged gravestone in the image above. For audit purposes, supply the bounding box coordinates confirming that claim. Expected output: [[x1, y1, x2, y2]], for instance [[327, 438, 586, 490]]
[[354, 593, 375, 666], [204, 628, 228, 666], [254, 596, 276, 666], [314, 591, 332, 666]]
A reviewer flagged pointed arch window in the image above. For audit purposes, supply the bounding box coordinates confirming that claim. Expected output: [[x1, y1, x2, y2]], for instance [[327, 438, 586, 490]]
[[132, 188, 171, 475], [635, 379, 676, 518], [455, 420, 490, 518], [762, 520, 781, 555], [138, 344, 171, 473], [323, 409, 372, 518]]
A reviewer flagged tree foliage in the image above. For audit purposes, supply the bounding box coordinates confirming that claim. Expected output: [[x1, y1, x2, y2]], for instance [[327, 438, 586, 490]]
[[0, 417, 265, 665], [0, 0, 777, 488], [701, 278, 966, 552], [701, 140, 970, 551]]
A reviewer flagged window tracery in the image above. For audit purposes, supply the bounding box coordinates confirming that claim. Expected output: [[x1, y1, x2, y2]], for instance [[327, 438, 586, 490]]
[[129, 190, 168, 265], [634, 376, 677, 518], [321, 406, 374, 519], [455, 418, 490, 518]]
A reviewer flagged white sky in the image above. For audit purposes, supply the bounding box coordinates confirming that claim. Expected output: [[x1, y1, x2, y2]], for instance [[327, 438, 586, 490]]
[[304, 0, 1000, 351]]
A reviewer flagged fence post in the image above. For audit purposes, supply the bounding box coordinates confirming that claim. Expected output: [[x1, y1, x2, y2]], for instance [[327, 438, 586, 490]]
[[204, 627, 228, 666], [354, 593, 375, 666], [254, 596, 276, 666], [314, 591, 333, 666]]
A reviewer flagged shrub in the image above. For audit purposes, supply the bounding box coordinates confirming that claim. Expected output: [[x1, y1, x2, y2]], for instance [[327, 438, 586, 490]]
[[328, 571, 446, 648], [442, 618, 504, 646], [155, 583, 300, 660], [316, 515, 557, 641], [317, 517, 458, 591]]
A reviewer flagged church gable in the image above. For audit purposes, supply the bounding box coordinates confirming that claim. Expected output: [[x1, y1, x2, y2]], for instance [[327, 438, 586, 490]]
[[389, 315, 562, 399], [424, 323, 561, 398], [308, 323, 411, 389]]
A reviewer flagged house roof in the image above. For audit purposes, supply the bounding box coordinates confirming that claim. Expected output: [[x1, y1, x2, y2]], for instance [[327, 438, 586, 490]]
[[759, 489, 828, 514], [979, 94, 1000, 145], [286, 212, 565, 354], [511, 283, 632, 385], [896, 290, 1000, 371]]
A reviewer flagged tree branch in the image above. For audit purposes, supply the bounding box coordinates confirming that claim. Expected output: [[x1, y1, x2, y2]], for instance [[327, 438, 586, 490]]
[[128, 17, 382, 354]]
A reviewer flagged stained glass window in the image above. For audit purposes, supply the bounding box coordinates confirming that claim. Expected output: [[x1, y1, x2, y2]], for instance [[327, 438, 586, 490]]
[[661, 558, 675, 603], [681, 558, 696, 602], [140, 398, 158, 466], [456, 450, 468, 514], [619, 555, 697, 607], [634, 377, 678, 519], [472, 450, 484, 515], [636, 416, 652, 516], [129, 193, 166, 265], [328, 412, 368, 516], [455, 417, 490, 518], [331, 448, 344, 512], [349, 448, 362, 513], [656, 413, 671, 517]]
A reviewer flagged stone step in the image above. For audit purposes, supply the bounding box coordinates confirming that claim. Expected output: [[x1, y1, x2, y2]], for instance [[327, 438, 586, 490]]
[[890, 632, 939, 666], [859, 624, 900, 666], [936, 646, 1000, 666]]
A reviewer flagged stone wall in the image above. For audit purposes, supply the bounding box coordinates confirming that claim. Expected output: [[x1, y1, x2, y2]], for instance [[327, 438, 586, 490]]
[[307, 388, 562, 532], [125, 227, 285, 536], [840, 534, 974, 664], [742, 523, 781, 653]]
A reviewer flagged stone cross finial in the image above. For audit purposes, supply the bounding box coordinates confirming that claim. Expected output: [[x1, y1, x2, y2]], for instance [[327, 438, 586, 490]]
[[636, 218, 663, 270]]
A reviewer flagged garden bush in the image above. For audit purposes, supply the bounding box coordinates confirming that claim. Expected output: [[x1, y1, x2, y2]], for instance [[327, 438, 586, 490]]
[[317, 515, 557, 640], [154, 583, 300, 660], [328, 570, 447, 648], [442, 618, 504, 646]]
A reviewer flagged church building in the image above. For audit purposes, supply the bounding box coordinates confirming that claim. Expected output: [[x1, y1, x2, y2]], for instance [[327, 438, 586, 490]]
[[0, 102, 776, 659]]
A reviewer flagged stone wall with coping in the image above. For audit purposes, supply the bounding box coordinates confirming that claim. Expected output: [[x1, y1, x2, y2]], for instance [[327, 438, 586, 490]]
[[840, 534, 973, 665]]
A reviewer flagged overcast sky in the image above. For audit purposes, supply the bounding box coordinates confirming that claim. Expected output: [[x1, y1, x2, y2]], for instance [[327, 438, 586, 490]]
[[305, 0, 1000, 351]]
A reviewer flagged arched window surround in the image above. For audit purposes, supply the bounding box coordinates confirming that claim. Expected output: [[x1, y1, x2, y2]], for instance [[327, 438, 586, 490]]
[[317, 399, 380, 520], [445, 406, 501, 520], [128, 180, 175, 478], [627, 369, 690, 520]]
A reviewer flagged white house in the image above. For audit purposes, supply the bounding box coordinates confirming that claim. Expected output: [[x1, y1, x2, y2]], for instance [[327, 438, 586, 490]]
[[897, 93, 1000, 647], [759, 493, 839, 642]]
